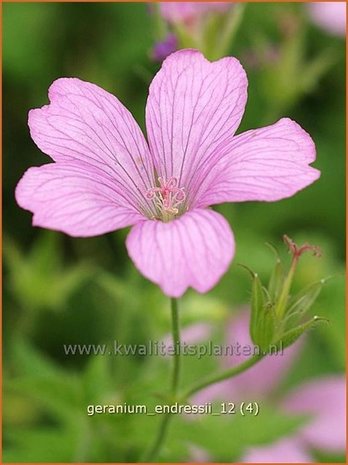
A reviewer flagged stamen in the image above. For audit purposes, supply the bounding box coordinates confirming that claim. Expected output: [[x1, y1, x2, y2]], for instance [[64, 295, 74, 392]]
[[145, 177, 186, 221]]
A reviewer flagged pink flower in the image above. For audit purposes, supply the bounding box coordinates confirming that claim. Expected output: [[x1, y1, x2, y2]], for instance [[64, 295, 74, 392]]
[[188, 312, 345, 461], [243, 376, 346, 462], [159, 2, 231, 24], [308, 2, 346, 37], [242, 437, 313, 463], [283, 376, 346, 453], [16, 50, 319, 297]]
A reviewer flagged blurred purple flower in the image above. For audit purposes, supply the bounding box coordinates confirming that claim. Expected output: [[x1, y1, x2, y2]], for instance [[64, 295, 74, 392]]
[[159, 2, 231, 24], [283, 376, 346, 453], [308, 2, 346, 37], [16, 50, 319, 297], [152, 33, 177, 62], [243, 376, 346, 462], [242, 437, 313, 463], [186, 311, 345, 462]]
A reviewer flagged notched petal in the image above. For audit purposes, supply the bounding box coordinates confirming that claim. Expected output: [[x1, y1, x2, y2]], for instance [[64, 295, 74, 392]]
[[145, 49, 248, 205]]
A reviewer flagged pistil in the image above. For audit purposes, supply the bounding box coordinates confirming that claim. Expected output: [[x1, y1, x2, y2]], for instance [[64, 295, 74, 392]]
[[145, 177, 186, 221]]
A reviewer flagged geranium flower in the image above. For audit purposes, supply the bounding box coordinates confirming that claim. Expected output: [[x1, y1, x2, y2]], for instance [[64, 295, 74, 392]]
[[308, 2, 346, 37], [16, 50, 319, 297]]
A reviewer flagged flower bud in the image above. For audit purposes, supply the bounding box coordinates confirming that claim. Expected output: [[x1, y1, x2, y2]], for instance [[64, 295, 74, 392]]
[[244, 236, 327, 353], [249, 271, 276, 351]]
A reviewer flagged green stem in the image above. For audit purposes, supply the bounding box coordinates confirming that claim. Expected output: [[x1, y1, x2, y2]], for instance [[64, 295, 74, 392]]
[[216, 3, 247, 57], [144, 412, 172, 462], [153, 3, 168, 39], [170, 297, 181, 395], [143, 298, 181, 461], [144, 304, 266, 461], [181, 352, 265, 400]]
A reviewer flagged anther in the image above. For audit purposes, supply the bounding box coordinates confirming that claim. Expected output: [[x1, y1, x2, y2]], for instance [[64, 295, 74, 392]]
[[145, 177, 186, 221]]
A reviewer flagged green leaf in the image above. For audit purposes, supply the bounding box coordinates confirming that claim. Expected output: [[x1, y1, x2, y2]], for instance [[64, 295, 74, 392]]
[[276, 316, 328, 349], [82, 356, 115, 404], [3, 428, 77, 462], [4, 234, 92, 313], [6, 339, 81, 422], [168, 404, 308, 461]]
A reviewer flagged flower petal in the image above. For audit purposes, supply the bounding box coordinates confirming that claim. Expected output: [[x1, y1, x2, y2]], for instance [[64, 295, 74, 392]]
[[15, 162, 143, 237], [145, 49, 247, 203], [241, 437, 313, 463], [196, 118, 320, 207], [29, 78, 155, 213], [126, 209, 235, 297], [283, 376, 346, 452]]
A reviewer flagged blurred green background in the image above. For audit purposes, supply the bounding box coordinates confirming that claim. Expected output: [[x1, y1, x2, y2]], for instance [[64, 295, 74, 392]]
[[3, 2, 345, 462]]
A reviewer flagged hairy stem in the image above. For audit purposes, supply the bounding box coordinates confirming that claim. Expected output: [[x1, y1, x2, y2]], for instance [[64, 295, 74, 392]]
[[170, 298, 181, 395], [143, 298, 181, 461]]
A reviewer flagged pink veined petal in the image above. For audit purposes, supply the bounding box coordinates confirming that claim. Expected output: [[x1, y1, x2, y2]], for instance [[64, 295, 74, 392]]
[[196, 118, 320, 207], [159, 2, 231, 23], [126, 209, 235, 297], [241, 437, 313, 463], [15, 162, 143, 237], [28, 78, 155, 215], [283, 376, 346, 452], [145, 49, 248, 204]]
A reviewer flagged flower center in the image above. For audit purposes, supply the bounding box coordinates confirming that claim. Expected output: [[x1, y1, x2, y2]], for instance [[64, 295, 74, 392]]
[[145, 177, 186, 222]]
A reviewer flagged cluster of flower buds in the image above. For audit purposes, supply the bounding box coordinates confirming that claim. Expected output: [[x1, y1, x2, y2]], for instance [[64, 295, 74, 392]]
[[246, 235, 327, 352]]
